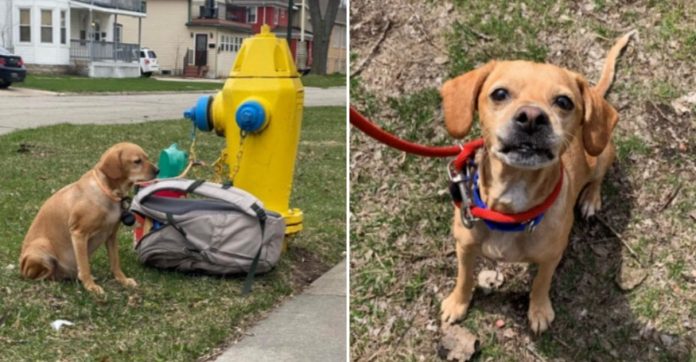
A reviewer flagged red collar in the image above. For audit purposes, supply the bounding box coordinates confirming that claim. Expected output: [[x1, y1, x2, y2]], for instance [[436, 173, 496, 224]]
[[451, 138, 564, 226]]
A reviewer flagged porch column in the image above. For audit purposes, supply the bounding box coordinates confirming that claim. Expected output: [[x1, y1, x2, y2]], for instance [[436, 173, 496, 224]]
[[113, 14, 117, 61], [138, 17, 142, 61], [88, 6, 93, 61]]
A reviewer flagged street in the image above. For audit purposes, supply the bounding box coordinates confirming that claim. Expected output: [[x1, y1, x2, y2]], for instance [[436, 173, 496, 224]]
[[0, 87, 346, 135]]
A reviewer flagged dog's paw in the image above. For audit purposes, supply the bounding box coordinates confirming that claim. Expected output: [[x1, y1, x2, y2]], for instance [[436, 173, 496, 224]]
[[441, 293, 469, 324], [528, 299, 555, 334], [578, 184, 602, 219], [84, 283, 105, 295], [117, 277, 138, 288]]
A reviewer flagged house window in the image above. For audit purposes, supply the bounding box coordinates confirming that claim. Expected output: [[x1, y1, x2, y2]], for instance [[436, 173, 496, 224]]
[[233, 37, 242, 52], [19, 9, 31, 43], [41, 9, 53, 43], [60, 11, 67, 44], [220, 35, 239, 52], [114, 24, 123, 43], [274, 8, 279, 25], [247, 7, 257, 23], [141, 1, 147, 13], [93, 23, 100, 41]]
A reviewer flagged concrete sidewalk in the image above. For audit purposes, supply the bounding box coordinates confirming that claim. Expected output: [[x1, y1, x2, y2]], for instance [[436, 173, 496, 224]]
[[216, 259, 347, 362]]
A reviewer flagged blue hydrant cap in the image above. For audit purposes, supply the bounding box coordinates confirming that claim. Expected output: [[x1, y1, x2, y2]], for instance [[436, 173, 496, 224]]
[[183, 95, 212, 132], [235, 100, 266, 132]]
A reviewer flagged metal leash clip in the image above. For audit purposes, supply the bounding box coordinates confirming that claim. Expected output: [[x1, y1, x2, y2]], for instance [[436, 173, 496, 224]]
[[525, 220, 537, 233], [448, 161, 478, 229]]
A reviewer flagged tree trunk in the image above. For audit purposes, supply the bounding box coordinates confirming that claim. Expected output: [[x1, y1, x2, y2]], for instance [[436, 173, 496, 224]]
[[308, 0, 341, 75]]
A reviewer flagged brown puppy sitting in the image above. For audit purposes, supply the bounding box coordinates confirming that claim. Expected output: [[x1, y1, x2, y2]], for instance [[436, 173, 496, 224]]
[[20, 142, 158, 294], [440, 32, 634, 333]]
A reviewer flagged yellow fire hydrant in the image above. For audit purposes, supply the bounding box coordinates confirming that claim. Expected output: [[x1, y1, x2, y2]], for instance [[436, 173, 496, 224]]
[[183, 25, 304, 234]]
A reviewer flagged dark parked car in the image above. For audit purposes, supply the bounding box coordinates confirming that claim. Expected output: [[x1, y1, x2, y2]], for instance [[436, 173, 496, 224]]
[[0, 47, 26, 89]]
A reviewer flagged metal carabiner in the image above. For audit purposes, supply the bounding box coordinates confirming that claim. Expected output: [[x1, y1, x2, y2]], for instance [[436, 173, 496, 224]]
[[448, 161, 477, 229], [525, 220, 538, 233]]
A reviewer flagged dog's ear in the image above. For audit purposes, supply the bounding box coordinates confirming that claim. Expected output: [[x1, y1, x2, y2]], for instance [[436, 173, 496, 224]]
[[441, 61, 496, 139], [576, 76, 618, 156], [99, 148, 123, 180]]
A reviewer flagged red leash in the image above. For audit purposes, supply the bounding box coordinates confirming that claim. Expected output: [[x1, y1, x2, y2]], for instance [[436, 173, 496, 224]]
[[350, 107, 461, 157], [350, 106, 564, 229]]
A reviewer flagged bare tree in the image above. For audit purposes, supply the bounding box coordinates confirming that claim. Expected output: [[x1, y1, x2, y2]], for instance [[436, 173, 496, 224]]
[[308, 0, 341, 75]]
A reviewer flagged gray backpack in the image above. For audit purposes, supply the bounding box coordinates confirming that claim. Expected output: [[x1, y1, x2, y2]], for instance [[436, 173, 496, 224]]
[[130, 179, 285, 293]]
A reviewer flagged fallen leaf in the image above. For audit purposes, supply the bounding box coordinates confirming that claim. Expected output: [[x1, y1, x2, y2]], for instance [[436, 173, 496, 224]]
[[495, 319, 505, 328], [660, 333, 676, 347], [477, 270, 504, 294], [438, 324, 480, 361], [434, 56, 449, 65], [615, 265, 648, 291], [671, 91, 696, 115], [503, 328, 516, 339], [590, 244, 609, 257]]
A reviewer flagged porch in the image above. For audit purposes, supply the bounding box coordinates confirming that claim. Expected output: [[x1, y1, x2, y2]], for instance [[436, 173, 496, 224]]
[[69, 39, 139, 63], [68, 0, 145, 77]]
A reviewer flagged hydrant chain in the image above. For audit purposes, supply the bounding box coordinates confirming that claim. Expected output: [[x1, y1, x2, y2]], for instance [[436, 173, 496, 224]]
[[230, 131, 247, 183]]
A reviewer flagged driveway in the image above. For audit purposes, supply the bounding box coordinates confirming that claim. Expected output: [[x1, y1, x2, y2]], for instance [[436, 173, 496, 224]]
[[0, 87, 346, 135]]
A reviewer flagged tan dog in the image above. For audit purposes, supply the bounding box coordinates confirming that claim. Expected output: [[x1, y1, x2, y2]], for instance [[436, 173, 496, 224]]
[[19, 142, 158, 294], [440, 32, 634, 333]]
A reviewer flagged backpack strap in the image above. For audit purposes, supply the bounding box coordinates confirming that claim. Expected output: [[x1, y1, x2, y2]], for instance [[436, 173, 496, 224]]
[[242, 203, 267, 295], [185, 179, 206, 193]]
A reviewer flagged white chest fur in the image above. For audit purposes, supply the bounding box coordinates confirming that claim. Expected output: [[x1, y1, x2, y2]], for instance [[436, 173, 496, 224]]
[[479, 231, 529, 262]]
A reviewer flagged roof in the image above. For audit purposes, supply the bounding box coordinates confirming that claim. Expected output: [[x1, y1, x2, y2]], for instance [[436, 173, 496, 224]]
[[232, 1, 307, 8], [273, 26, 314, 40], [186, 18, 254, 33], [69, 0, 146, 17]]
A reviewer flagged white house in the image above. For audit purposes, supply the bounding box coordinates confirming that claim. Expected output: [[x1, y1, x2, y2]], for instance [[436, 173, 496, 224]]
[[0, 0, 146, 77]]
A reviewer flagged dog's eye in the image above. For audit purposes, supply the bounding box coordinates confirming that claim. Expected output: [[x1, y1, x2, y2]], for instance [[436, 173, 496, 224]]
[[554, 96, 574, 111], [134, 159, 142, 164], [490, 88, 509, 102]]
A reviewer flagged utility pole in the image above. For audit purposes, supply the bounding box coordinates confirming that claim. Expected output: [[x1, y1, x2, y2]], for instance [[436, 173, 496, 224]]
[[286, 0, 293, 43], [300, 0, 305, 42]]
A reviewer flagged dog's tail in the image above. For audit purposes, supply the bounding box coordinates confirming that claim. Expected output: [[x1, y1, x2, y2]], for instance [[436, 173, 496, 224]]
[[594, 30, 636, 97]]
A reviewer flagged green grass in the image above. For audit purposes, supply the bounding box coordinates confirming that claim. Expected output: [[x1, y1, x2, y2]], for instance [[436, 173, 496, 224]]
[[651, 80, 681, 102], [0, 106, 345, 360], [447, 1, 552, 76], [301, 73, 346, 88], [616, 134, 651, 161], [16, 75, 223, 93]]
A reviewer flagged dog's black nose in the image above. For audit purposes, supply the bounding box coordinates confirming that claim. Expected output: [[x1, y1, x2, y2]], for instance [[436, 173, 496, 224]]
[[514, 106, 549, 132]]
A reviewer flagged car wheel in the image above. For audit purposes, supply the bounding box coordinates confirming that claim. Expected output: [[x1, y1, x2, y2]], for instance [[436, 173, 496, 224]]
[[142, 72, 152, 78], [0, 82, 11, 89]]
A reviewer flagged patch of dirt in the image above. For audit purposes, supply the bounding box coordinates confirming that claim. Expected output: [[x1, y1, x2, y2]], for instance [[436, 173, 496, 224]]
[[287, 246, 331, 289], [350, 0, 455, 98], [16, 143, 54, 157]]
